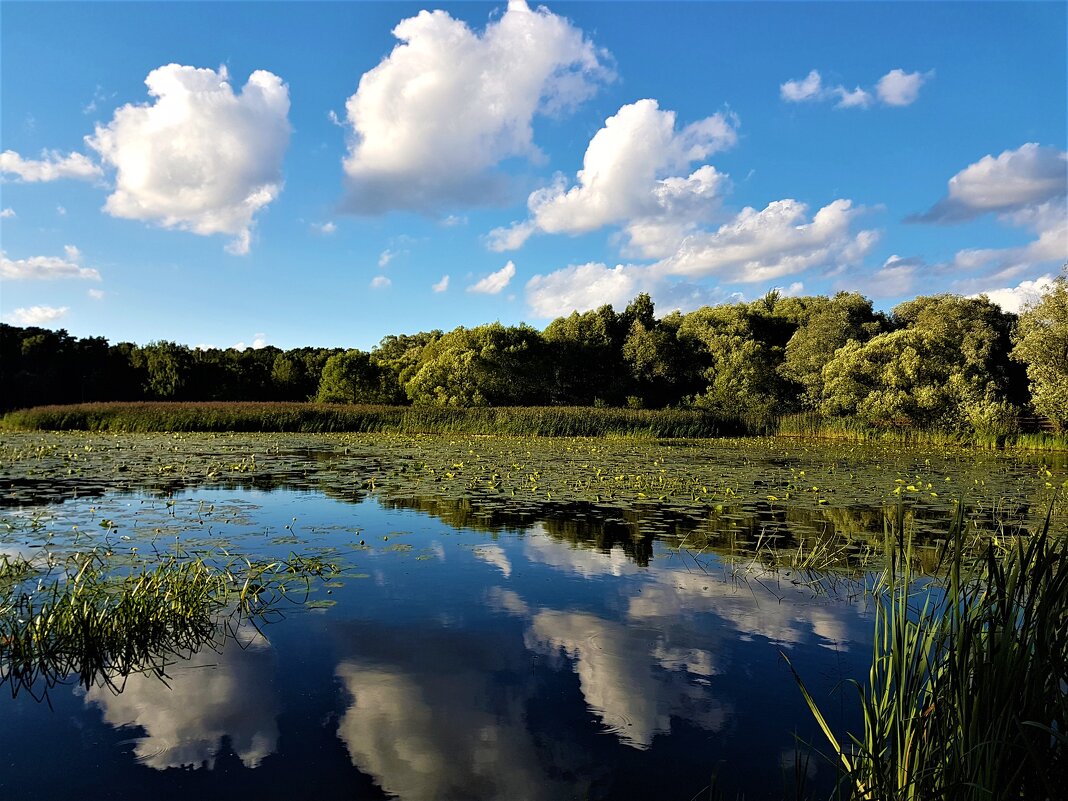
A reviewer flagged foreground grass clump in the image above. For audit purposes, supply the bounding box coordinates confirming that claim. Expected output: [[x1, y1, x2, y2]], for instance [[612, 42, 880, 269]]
[[791, 505, 1067, 800], [0, 401, 752, 438], [0, 549, 336, 698]]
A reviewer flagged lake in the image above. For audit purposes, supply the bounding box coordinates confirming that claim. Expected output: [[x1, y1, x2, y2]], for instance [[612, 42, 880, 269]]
[[1, 432, 1064, 799]]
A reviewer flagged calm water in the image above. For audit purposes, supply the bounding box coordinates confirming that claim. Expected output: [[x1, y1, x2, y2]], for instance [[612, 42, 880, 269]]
[[0, 487, 878, 800]]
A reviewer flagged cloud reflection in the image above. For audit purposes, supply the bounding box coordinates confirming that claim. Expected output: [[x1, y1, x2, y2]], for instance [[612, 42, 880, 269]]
[[84, 623, 279, 769]]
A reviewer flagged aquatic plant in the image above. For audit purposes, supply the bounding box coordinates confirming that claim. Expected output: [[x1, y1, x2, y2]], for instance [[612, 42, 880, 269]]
[[789, 503, 1067, 800], [0, 548, 338, 699]]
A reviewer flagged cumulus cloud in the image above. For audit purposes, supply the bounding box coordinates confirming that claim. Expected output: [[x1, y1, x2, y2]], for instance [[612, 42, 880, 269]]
[[86, 64, 291, 254], [88, 288, 106, 300], [876, 68, 931, 106], [4, 305, 70, 326], [432, 274, 450, 293], [971, 274, 1058, 313], [526, 262, 644, 317], [467, 260, 515, 294], [912, 143, 1067, 223], [0, 149, 102, 182], [1, 246, 101, 280], [378, 249, 397, 268], [312, 221, 337, 234], [524, 199, 876, 318], [656, 198, 878, 283], [370, 275, 392, 289], [492, 100, 736, 254], [0, 208, 15, 218], [780, 67, 928, 109], [903, 144, 1067, 294], [341, 0, 611, 213]]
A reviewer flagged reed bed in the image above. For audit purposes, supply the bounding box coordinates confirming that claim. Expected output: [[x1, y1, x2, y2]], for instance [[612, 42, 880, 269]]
[[778, 412, 1068, 452], [0, 549, 337, 699], [789, 503, 1067, 800], [0, 401, 752, 438]]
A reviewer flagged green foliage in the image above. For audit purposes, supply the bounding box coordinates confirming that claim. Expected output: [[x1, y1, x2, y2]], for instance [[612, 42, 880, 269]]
[[403, 322, 550, 406], [0, 401, 741, 437], [820, 295, 1021, 430], [791, 505, 1068, 800], [1012, 275, 1068, 430], [315, 349, 403, 404], [0, 288, 1049, 441]]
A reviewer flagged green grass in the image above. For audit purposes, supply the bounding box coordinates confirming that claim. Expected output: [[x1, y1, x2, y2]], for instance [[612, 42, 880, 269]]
[[0, 401, 751, 438], [0, 548, 338, 699], [778, 412, 1068, 452], [788, 502, 1067, 800]]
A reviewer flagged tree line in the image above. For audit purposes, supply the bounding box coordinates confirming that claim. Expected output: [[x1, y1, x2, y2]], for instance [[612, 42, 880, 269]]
[[3, 279, 1066, 432]]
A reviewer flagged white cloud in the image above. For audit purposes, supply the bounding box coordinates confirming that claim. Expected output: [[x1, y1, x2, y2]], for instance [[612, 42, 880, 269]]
[[4, 305, 70, 326], [56, 205, 67, 216], [232, 333, 269, 351], [0, 149, 101, 182], [486, 220, 537, 253], [432, 274, 450, 293], [860, 254, 923, 299], [526, 262, 644, 317], [467, 260, 516, 294], [876, 68, 931, 106], [0, 208, 14, 218], [88, 288, 106, 300], [971, 274, 1058, 313], [341, 0, 611, 213], [656, 198, 877, 283], [378, 249, 396, 268], [780, 67, 929, 109], [834, 86, 873, 109], [370, 275, 392, 289], [780, 70, 824, 102], [523, 199, 876, 318], [914, 143, 1067, 222], [1, 246, 101, 281], [499, 100, 735, 254], [312, 221, 337, 234], [441, 214, 467, 228], [86, 64, 291, 255], [523, 103, 734, 246]]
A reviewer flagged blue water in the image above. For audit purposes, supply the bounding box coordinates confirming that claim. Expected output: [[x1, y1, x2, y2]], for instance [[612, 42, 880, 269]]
[[0, 489, 875, 800]]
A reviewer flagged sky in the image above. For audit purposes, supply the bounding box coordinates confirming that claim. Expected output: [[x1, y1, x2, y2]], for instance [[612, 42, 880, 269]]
[[1, 1, 1065, 351]]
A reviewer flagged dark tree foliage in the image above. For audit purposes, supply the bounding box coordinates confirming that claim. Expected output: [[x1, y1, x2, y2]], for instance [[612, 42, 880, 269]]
[[2, 285, 1052, 437]]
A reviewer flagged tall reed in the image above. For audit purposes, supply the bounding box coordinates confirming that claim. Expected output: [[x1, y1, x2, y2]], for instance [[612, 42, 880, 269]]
[[788, 502, 1067, 799]]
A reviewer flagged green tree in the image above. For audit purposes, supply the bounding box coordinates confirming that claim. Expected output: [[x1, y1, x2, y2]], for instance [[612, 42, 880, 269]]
[[1011, 275, 1068, 430], [780, 292, 884, 408], [315, 350, 403, 404]]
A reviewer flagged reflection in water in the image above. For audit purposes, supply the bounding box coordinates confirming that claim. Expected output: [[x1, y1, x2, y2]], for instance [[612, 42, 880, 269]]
[[524, 526, 638, 578], [334, 627, 570, 801], [527, 610, 727, 749], [85, 622, 278, 770], [472, 544, 512, 577], [627, 565, 862, 650]]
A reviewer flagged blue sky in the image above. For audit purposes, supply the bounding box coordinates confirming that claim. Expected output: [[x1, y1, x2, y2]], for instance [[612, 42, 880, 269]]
[[2, 1, 1065, 351]]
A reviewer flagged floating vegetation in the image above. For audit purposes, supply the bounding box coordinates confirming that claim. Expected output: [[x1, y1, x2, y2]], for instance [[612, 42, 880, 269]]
[[0, 547, 339, 699]]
